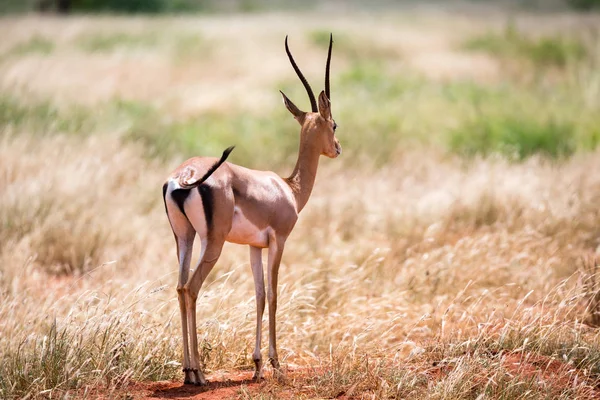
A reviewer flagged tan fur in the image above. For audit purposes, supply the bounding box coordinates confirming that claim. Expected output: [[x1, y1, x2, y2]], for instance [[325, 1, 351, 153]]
[[164, 36, 340, 385]]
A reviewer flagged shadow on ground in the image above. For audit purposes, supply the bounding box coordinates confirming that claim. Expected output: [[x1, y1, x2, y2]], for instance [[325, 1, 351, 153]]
[[144, 372, 261, 400]]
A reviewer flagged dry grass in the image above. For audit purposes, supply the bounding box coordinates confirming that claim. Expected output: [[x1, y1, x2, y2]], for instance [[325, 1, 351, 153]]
[[2, 5, 600, 399]]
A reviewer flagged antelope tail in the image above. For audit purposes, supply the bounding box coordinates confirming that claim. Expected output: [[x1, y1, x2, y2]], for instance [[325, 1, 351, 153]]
[[178, 146, 235, 189]]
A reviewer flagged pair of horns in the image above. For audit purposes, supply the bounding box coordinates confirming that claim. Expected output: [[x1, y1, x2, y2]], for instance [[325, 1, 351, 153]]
[[285, 34, 333, 113]]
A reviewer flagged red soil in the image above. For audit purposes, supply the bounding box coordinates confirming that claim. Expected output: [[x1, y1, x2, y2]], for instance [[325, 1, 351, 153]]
[[500, 351, 600, 398], [130, 371, 261, 400], [88, 351, 600, 399], [117, 369, 307, 400]]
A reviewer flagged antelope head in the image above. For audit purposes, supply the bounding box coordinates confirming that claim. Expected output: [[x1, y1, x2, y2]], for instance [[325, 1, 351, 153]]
[[280, 34, 341, 159]]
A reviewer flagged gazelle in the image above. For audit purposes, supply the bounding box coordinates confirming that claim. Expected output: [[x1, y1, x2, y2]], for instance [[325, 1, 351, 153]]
[[162, 34, 340, 385]]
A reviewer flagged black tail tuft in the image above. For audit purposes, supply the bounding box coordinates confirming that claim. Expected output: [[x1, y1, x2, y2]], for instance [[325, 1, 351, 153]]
[[220, 145, 235, 162]]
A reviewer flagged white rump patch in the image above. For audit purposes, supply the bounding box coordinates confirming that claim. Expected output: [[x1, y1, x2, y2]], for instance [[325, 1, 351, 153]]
[[165, 179, 208, 238]]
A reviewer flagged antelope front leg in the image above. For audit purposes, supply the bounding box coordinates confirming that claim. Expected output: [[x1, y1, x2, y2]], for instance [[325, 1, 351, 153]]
[[250, 246, 265, 380], [267, 235, 285, 372]]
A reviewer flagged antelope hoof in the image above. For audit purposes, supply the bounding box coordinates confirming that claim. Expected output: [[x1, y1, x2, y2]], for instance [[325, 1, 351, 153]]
[[252, 370, 264, 382], [183, 368, 194, 385], [252, 373, 263, 382], [269, 358, 280, 370], [192, 369, 208, 386], [253, 358, 263, 381]]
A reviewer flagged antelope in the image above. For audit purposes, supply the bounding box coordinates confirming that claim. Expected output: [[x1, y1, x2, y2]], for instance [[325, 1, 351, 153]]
[[162, 34, 340, 385]]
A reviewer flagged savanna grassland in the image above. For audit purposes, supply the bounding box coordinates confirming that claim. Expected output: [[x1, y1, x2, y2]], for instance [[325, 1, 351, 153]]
[[2, 2, 600, 399]]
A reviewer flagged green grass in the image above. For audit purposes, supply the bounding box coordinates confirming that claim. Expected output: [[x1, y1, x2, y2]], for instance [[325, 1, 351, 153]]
[[2, 35, 54, 59], [124, 107, 299, 170], [309, 29, 400, 61], [2, 66, 599, 166], [335, 59, 600, 161], [2, 39, 599, 167], [0, 96, 93, 135], [450, 115, 576, 160], [334, 62, 599, 162], [464, 24, 587, 68], [77, 32, 159, 52]]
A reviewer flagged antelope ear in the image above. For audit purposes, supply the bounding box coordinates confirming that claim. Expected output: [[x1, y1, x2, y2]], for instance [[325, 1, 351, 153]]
[[280, 91, 306, 125], [318, 90, 331, 120]]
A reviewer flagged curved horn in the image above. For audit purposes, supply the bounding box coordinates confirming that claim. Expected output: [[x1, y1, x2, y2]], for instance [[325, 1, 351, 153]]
[[285, 35, 317, 112], [325, 33, 333, 101]]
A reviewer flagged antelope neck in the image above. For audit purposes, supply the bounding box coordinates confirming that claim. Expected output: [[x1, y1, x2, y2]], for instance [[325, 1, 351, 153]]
[[285, 140, 321, 213]]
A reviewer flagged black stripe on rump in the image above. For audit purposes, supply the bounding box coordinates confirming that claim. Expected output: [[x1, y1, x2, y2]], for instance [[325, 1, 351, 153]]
[[162, 183, 168, 215], [198, 184, 213, 230], [171, 189, 191, 217]]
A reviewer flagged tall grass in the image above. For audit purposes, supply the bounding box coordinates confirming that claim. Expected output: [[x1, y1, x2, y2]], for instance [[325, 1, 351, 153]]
[[2, 9, 600, 399], [3, 133, 600, 398], [0, 291, 181, 398]]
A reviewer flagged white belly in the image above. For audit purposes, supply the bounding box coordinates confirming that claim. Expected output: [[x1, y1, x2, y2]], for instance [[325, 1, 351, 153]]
[[226, 206, 269, 248]]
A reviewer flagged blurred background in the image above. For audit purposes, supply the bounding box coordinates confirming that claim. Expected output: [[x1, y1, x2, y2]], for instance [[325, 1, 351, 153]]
[[3, 0, 600, 13], [2, 1, 600, 399]]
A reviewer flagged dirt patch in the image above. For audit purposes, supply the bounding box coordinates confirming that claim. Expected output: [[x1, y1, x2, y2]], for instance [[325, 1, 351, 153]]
[[120, 371, 258, 400], [115, 369, 308, 400], [500, 351, 600, 398]]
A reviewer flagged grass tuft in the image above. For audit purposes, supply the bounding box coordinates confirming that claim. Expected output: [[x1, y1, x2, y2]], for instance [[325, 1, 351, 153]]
[[449, 114, 576, 160], [464, 24, 587, 67], [0, 310, 180, 398]]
